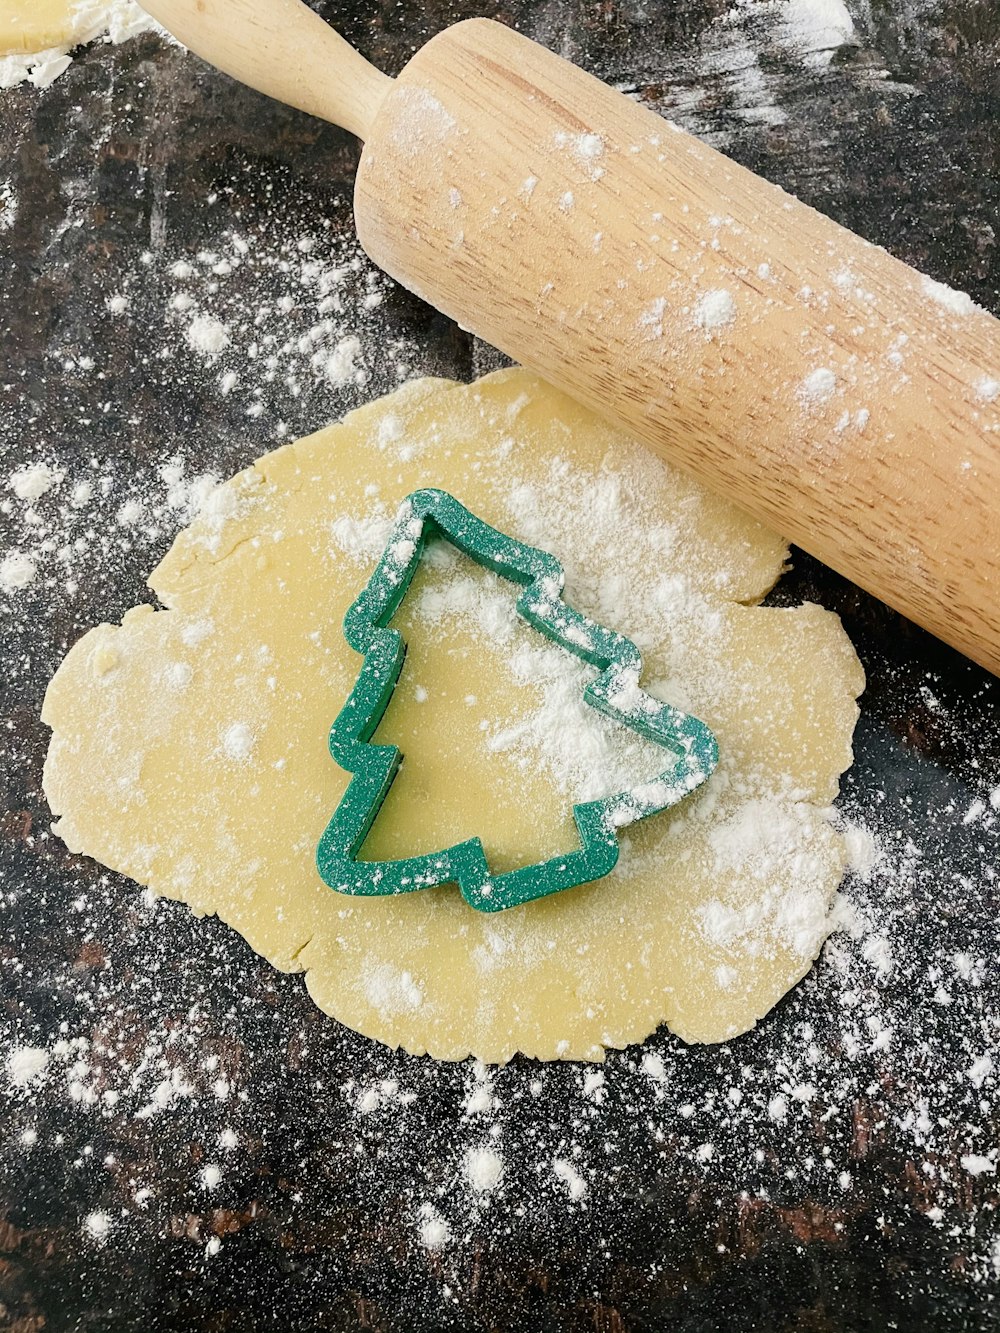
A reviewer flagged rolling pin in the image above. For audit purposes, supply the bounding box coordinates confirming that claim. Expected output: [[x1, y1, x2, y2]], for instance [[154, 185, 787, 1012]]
[[140, 0, 1000, 677]]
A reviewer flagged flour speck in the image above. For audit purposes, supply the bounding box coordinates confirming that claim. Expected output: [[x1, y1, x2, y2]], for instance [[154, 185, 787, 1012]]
[[82, 1210, 113, 1244], [8, 1046, 50, 1087], [9, 463, 64, 501], [464, 1146, 504, 1194], [1, 550, 38, 593], [417, 1202, 452, 1249], [798, 367, 837, 404], [552, 1157, 588, 1200], [921, 274, 978, 317], [221, 723, 255, 762], [186, 314, 231, 358], [694, 288, 737, 331]]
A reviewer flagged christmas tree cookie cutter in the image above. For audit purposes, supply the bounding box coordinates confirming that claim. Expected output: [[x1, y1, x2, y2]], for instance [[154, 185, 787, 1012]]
[[317, 488, 718, 913]]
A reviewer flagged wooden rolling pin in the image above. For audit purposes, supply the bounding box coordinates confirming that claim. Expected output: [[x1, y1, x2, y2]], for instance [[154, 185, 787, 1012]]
[[140, 0, 1000, 676]]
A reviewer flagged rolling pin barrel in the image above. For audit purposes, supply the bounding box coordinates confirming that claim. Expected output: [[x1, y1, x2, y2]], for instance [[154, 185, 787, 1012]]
[[354, 19, 1000, 677]]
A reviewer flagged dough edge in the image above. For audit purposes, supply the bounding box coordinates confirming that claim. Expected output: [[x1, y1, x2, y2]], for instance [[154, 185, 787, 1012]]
[[42, 369, 866, 1063]]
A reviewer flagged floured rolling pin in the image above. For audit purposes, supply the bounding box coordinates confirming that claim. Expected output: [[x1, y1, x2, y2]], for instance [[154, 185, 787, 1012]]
[[140, 0, 1000, 677]]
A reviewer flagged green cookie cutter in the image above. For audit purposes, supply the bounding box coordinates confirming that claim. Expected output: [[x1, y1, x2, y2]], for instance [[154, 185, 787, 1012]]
[[317, 487, 718, 913]]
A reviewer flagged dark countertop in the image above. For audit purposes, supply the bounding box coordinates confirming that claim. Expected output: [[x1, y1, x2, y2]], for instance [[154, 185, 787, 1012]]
[[1, 2, 999, 1330]]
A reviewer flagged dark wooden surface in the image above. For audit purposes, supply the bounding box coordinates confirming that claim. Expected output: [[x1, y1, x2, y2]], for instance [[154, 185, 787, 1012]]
[[2, 2, 1000, 1330]]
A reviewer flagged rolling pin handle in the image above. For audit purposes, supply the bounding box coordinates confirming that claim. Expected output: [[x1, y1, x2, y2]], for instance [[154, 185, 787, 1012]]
[[137, 0, 392, 140]]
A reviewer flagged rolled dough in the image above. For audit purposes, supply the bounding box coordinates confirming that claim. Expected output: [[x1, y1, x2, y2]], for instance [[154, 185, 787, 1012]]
[[42, 369, 864, 1062]]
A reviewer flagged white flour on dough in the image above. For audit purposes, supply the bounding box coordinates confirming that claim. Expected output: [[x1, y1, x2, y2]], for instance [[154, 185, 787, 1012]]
[[42, 369, 865, 1063]]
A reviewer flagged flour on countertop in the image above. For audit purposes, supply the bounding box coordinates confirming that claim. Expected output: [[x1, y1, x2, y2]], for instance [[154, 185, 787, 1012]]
[[199, 1163, 222, 1190], [8, 463, 64, 501], [416, 1202, 452, 1249], [5, 741, 999, 1268], [780, 0, 856, 67], [0, 550, 38, 591], [0, 202, 407, 603], [185, 315, 230, 359], [552, 1157, 588, 1201], [464, 1146, 504, 1194], [7, 1045, 50, 1086], [4, 0, 1000, 1292], [0, 179, 17, 231]]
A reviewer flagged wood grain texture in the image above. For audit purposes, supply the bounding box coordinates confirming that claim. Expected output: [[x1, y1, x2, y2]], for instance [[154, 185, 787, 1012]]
[[355, 17, 1000, 676], [137, 0, 391, 137]]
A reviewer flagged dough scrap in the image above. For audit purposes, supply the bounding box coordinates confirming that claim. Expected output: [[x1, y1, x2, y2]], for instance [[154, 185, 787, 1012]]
[[0, 1, 153, 87], [0, 0, 76, 54], [42, 370, 864, 1062]]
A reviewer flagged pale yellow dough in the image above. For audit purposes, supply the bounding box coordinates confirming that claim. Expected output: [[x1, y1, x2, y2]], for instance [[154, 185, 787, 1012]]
[[42, 370, 864, 1062], [0, 0, 76, 53], [0, 1, 151, 66]]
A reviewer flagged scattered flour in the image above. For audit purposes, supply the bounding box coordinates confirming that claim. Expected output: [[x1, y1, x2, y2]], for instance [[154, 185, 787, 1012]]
[[552, 1157, 588, 1200], [0, 202, 410, 603], [417, 1202, 452, 1249], [575, 132, 605, 160], [362, 964, 424, 1014], [186, 314, 231, 358], [1, 550, 38, 592], [82, 1210, 112, 1243], [639, 296, 668, 338], [325, 335, 364, 387], [641, 1051, 667, 1084], [694, 288, 736, 331], [781, 0, 856, 67], [387, 87, 457, 159], [798, 366, 837, 404], [961, 1155, 996, 1178], [8, 463, 64, 501], [968, 1054, 993, 1089], [582, 1070, 605, 1103], [0, 179, 17, 231], [158, 460, 219, 522], [700, 798, 835, 957], [221, 722, 255, 762], [410, 561, 671, 808], [464, 1146, 504, 1194], [8, 1046, 50, 1087], [4, 734, 999, 1274], [200, 1163, 222, 1190], [921, 274, 978, 317]]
